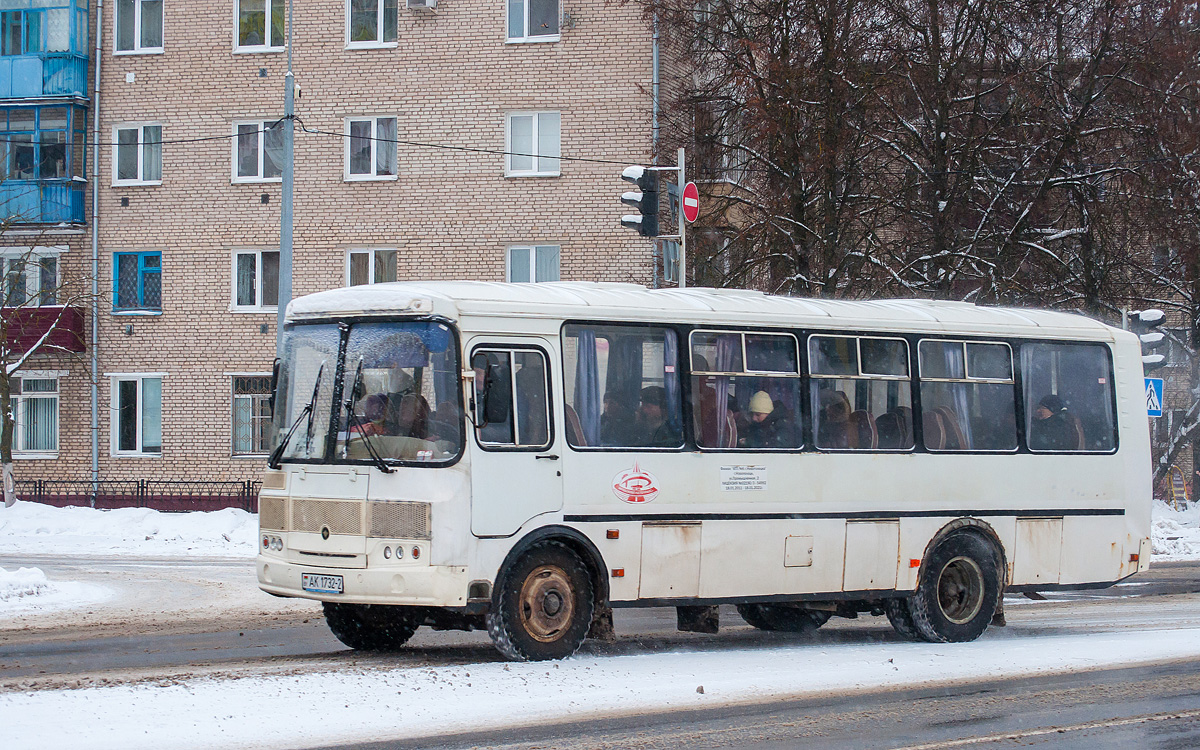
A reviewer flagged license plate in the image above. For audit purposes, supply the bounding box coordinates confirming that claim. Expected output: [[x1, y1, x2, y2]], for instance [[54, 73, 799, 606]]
[[302, 573, 344, 594]]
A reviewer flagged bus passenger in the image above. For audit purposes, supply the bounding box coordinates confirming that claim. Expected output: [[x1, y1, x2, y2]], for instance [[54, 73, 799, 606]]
[[600, 392, 636, 446], [1030, 394, 1076, 451], [635, 386, 679, 447], [739, 391, 782, 448]]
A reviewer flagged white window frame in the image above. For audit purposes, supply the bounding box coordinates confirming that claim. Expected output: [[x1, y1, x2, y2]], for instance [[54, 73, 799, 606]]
[[343, 116, 398, 181], [114, 0, 164, 55], [231, 119, 284, 184], [112, 123, 163, 186], [506, 0, 561, 43], [505, 111, 561, 177], [231, 249, 280, 312], [1, 246, 64, 307], [107, 373, 166, 458], [230, 372, 274, 457], [345, 247, 398, 286], [234, 0, 286, 52], [345, 0, 398, 49], [506, 245, 560, 283], [12, 371, 63, 458]]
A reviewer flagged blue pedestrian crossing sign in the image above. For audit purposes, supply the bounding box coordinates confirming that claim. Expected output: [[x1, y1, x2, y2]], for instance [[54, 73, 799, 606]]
[[1146, 377, 1164, 417]]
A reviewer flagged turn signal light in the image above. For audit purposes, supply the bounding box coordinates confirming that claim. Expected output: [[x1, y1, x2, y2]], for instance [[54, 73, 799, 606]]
[[1130, 553, 1139, 562], [611, 568, 624, 578], [909, 559, 921, 568], [606, 530, 619, 539]]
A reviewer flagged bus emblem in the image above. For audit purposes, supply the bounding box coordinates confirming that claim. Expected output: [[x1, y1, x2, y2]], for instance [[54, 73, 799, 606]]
[[612, 463, 659, 504]]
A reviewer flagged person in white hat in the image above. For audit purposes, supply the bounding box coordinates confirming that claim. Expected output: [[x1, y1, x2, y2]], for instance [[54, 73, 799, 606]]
[[739, 390, 781, 448]]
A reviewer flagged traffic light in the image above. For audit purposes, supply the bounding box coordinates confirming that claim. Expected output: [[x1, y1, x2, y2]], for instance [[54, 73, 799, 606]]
[[1130, 308, 1167, 372], [620, 165, 659, 238]]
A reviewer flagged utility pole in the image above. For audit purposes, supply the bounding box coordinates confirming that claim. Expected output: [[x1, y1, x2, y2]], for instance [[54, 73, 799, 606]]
[[277, 0, 295, 352]]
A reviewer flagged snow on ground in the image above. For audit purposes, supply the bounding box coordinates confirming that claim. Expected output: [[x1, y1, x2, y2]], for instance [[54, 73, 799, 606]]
[[0, 500, 257, 558], [0, 566, 109, 614], [1152, 499, 1200, 561], [3, 627, 1200, 750]]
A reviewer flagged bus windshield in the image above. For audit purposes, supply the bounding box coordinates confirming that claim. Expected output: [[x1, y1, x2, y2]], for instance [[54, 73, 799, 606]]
[[273, 320, 463, 465]]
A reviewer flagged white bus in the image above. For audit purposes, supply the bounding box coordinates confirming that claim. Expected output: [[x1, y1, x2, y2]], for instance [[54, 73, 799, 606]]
[[257, 282, 1152, 660]]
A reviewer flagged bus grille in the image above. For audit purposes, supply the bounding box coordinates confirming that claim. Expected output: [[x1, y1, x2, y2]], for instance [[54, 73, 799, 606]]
[[368, 501, 431, 540], [292, 498, 362, 536], [259, 495, 287, 530]]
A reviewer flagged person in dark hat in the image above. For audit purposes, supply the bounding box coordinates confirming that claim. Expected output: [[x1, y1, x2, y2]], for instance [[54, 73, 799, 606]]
[[1030, 393, 1076, 451], [634, 385, 680, 447]]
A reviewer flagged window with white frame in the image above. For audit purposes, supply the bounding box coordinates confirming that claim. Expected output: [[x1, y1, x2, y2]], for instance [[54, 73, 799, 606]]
[[237, 0, 285, 50], [347, 0, 397, 46], [347, 248, 397, 286], [506, 112, 560, 176], [345, 116, 396, 179], [232, 375, 273, 455], [12, 375, 58, 455], [507, 245, 559, 282], [115, 0, 163, 53], [233, 249, 279, 310], [507, 0, 558, 41], [113, 124, 162, 185], [2, 247, 60, 306], [111, 375, 162, 455], [233, 119, 284, 182]]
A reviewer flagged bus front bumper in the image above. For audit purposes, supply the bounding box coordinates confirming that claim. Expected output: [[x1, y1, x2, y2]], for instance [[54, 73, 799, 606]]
[[256, 555, 472, 608]]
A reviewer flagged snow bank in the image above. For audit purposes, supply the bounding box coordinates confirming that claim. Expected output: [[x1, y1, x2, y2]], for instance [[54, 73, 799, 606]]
[[0, 566, 109, 614], [5, 627, 1200, 750], [0, 500, 257, 558], [1152, 500, 1200, 561]]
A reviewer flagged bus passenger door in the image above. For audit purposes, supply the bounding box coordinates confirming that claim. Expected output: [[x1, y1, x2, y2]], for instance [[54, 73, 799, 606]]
[[468, 341, 563, 537]]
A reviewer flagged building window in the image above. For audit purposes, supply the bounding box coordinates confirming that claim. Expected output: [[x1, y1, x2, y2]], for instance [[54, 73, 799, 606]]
[[0, 0, 89, 56], [233, 119, 284, 182], [111, 375, 162, 455], [232, 375, 273, 455], [506, 112, 560, 177], [345, 116, 396, 179], [507, 0, 558, 41], [233, 249, 279, 310], [12, 375, 58, 456], [2, 106, 87, 182], [507, 245, 559, 282], [2, 248, 60, 306], [113, 124, 162, 185], [236, 0, 284, 50], [347, 0, 396, 46], [113, 250, 161, 312], [115, 0, 163, 53], [347, 248, 397, 286]]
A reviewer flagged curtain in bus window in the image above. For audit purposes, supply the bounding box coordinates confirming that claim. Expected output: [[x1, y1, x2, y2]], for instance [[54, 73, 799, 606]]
[[571, 328, 601, 446], [1022, 343, 1115, 452], [714, 333, 738, 447], [606, 336, 642, 414], [942, 344, 973, 448], [663, 331, 681, 436]]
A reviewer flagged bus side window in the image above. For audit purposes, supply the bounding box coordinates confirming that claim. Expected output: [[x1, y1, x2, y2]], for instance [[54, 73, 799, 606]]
[[917, 340, 1016, 451], [1021, 342, 1115, 452], [474, 348, 552, 450], [810, 335, 913, 451]]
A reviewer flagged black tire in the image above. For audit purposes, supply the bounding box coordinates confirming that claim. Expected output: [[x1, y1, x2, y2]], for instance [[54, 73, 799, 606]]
[[323, 602, 421, 651], [884, 597, 921, 640], [487, 542, 595, 661], [736, 603, 830, 633], [909, 532, 1001, 643]]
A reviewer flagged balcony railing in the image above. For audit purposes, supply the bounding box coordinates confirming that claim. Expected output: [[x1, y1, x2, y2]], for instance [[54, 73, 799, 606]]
[[0, 180, 85, 224], [1, 305, 86, 353], [0, 54, 89, 99]]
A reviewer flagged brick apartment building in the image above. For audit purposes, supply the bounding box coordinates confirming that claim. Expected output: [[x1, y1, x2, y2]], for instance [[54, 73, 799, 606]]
[[5, 0, 665, 499]]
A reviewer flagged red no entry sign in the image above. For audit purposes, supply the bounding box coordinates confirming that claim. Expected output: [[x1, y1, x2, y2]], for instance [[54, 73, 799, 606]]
[[681, 181, 700, 223]]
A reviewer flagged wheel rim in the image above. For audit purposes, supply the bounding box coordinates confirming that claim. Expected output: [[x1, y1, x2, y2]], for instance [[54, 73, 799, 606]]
[[936, 556, 985, 625], [518, 564, 575, 643]]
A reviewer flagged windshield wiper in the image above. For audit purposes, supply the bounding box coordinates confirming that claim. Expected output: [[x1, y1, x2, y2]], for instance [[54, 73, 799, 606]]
[[267, 361, 325, 469], [341, 358, 394, 473]]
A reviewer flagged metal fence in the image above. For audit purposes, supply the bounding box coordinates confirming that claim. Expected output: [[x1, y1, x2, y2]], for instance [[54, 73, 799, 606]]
[[15, 479, 261, 513]]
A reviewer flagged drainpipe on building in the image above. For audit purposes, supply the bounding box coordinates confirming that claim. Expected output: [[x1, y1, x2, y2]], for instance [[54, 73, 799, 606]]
[[89, 0, 105, 507], [277, 0, 295, 353], [651, 13, 661, 289]]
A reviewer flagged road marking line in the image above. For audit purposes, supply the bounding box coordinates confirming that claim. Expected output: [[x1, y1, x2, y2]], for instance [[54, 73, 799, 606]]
[[892, 707, 1200, 749]]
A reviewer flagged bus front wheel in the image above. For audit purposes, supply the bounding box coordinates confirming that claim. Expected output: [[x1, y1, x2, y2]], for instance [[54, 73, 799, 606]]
[[736, 603, 829, 633], [908, 532, 1001, 643], [487, 542, 595, 661], [323, 602, 421, 651]]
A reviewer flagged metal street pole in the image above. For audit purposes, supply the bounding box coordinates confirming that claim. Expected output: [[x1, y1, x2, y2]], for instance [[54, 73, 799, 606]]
[[677, 147, 686, 288], [277, 0, 295, 352]]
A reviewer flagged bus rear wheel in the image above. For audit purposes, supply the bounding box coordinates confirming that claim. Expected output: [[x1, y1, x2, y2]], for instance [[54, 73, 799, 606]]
[[323, 602, 421, 651], [487, 542, 595, 661], [908, 532, 1001, 643], [884, 597, 921, 640], [736, 603, 830, 633]]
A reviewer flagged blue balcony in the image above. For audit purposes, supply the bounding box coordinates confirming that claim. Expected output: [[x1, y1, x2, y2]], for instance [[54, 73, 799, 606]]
[[0, 54, 88, 99], [0, 180, 84, 224]]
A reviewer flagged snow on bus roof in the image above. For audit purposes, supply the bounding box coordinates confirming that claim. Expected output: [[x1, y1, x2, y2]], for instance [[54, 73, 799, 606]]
[[286, 281, 1115, 337]]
